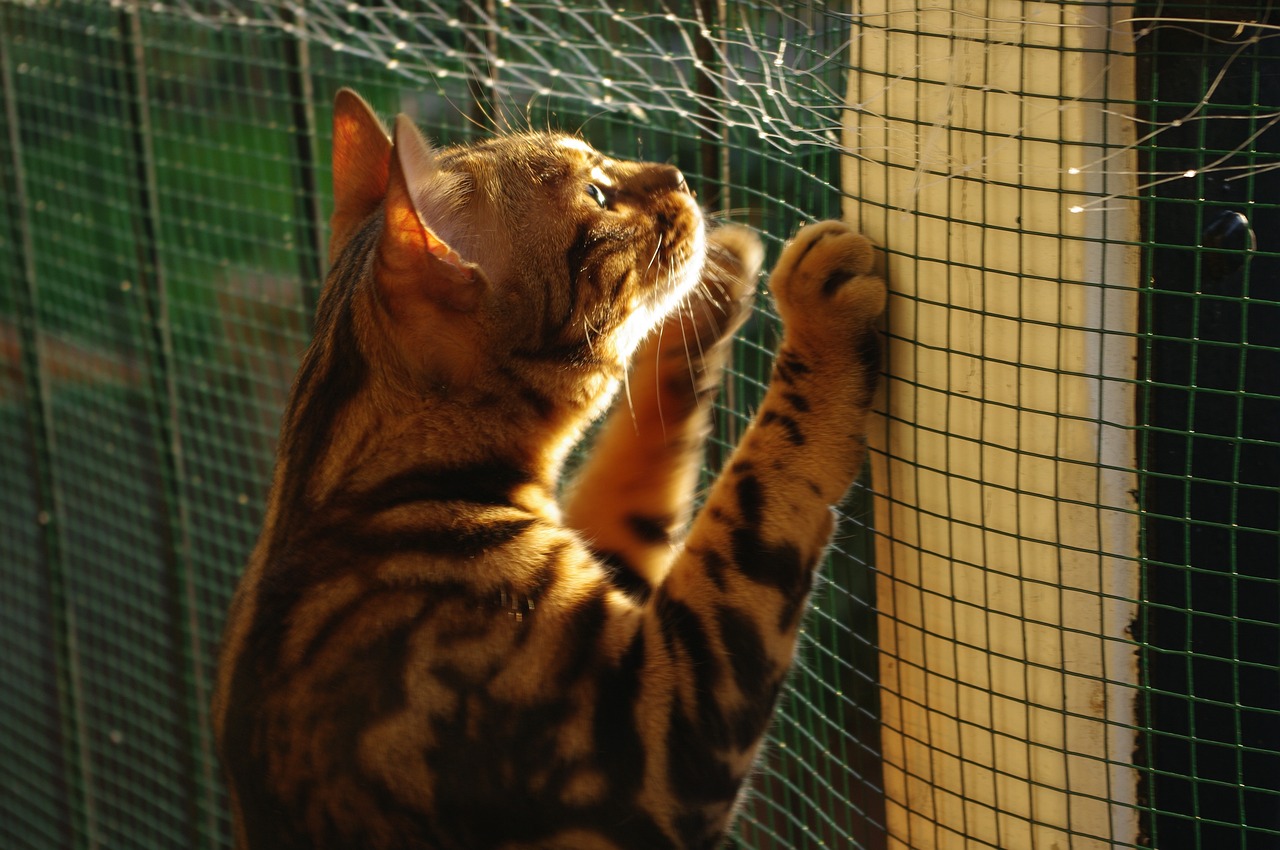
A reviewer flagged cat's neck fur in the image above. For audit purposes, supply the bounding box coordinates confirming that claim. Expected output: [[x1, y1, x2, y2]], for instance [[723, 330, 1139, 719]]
[[307, 357, 619, 511], [268, 269, 626, 531]]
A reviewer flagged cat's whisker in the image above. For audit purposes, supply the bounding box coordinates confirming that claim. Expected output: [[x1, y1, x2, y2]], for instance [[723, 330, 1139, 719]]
[[573, 106, 624, 138], [701, 277, 727, 317], [701, 282, 728, 334], [485, 83, 525, 136], [705, 208, 763, 225], [620, 360, 638, 434], [692, 292, 722, 380], [521, 90, 547, 135], [678, 306, 703, 413], [432, 81, 496, 137], [645, 233, 664, 275], [652, 317, 668, 441]]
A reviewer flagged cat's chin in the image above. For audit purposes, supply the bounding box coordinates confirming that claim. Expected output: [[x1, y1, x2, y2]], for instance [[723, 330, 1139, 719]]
[[613, 219, 707, 365]]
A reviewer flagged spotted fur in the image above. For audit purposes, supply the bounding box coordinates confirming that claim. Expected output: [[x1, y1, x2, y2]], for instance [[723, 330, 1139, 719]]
[[212, 88, 886, 850]]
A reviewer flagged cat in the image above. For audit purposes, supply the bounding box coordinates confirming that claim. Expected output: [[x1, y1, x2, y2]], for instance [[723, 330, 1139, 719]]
[[211, 87, 885, 850]]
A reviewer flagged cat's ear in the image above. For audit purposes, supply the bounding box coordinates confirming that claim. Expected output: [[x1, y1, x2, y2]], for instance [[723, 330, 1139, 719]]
[[330, 89, 391, 262], [378, 114, 482, 315]]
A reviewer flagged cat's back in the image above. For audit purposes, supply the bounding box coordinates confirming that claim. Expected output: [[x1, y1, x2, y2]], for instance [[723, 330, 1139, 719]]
[[219, 520, 674, 850]]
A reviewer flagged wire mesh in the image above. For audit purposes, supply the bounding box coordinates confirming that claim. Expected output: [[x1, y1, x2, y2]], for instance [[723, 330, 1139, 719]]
[[1135, 4, 1280, 847], [0, 2, 1276, 849]]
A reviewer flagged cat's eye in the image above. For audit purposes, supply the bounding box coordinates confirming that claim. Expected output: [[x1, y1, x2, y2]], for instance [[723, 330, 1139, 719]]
[[585, 183, 608, 208]]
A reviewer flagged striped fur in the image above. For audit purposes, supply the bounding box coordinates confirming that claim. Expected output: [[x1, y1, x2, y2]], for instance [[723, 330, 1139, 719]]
[[212, 89, 886, 850]]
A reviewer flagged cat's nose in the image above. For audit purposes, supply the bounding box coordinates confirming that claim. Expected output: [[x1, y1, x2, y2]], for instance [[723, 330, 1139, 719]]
[[639, 164, 688, 195]]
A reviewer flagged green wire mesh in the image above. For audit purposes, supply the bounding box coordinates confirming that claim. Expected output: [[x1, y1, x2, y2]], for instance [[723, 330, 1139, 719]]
[[0, 2, 1276, 849], [1136, 4, 1279, 847]]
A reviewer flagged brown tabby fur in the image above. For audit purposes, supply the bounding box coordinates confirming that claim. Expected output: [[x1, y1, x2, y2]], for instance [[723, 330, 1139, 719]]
[[212, 88, 886, 850]]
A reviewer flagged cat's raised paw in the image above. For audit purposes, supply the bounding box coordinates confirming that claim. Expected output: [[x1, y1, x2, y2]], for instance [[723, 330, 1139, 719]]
[[769, 220, 885, 348], [706, 223, 764, 288], [662, 224, 762, 351]]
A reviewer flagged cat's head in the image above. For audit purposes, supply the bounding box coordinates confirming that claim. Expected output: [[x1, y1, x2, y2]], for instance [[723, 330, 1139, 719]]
[[327, 88, 706, 396]]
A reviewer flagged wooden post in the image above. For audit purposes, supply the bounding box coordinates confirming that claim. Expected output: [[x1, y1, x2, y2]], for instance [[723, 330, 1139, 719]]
[[843, 3, 1142, 847]]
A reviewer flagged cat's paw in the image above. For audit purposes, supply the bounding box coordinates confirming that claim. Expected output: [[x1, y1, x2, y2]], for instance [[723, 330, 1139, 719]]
[[769, 220, 885, 354], [662, 225, 762, 352], [706, 224, 765, 292]]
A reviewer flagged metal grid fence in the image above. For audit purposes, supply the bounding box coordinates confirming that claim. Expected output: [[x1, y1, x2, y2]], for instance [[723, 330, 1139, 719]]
[[0, 2, 1275, 849]]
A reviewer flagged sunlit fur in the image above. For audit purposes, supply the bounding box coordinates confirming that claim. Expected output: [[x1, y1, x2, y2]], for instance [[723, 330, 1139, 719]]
[[213, 89, 886, 850]]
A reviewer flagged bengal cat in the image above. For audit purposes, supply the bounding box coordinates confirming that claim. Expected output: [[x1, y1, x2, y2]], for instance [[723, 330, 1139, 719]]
[[212, 88, 885, 850]]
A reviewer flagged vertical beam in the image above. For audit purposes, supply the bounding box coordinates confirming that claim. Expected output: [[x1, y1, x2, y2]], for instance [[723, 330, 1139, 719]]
[[694, 0, 736, 471], [116, 4, 206, 847], [694, 0, 728, 214], [844, 2, 1142, 847], [283, 2, 326, 325], [459, 0, 501, 131], [0, 11, 90, 848]]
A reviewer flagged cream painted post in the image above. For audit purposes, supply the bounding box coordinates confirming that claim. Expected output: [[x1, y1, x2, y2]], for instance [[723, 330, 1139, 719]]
[[842, 3, 1142, 848]]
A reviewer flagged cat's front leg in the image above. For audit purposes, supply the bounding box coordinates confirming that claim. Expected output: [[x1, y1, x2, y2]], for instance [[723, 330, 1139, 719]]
[[562, 226, 761, 599], [638, 221, 885, 843]]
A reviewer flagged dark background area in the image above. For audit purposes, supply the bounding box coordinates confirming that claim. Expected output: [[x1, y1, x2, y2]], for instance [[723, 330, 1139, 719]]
[[1136, 4, 1280, 847]]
